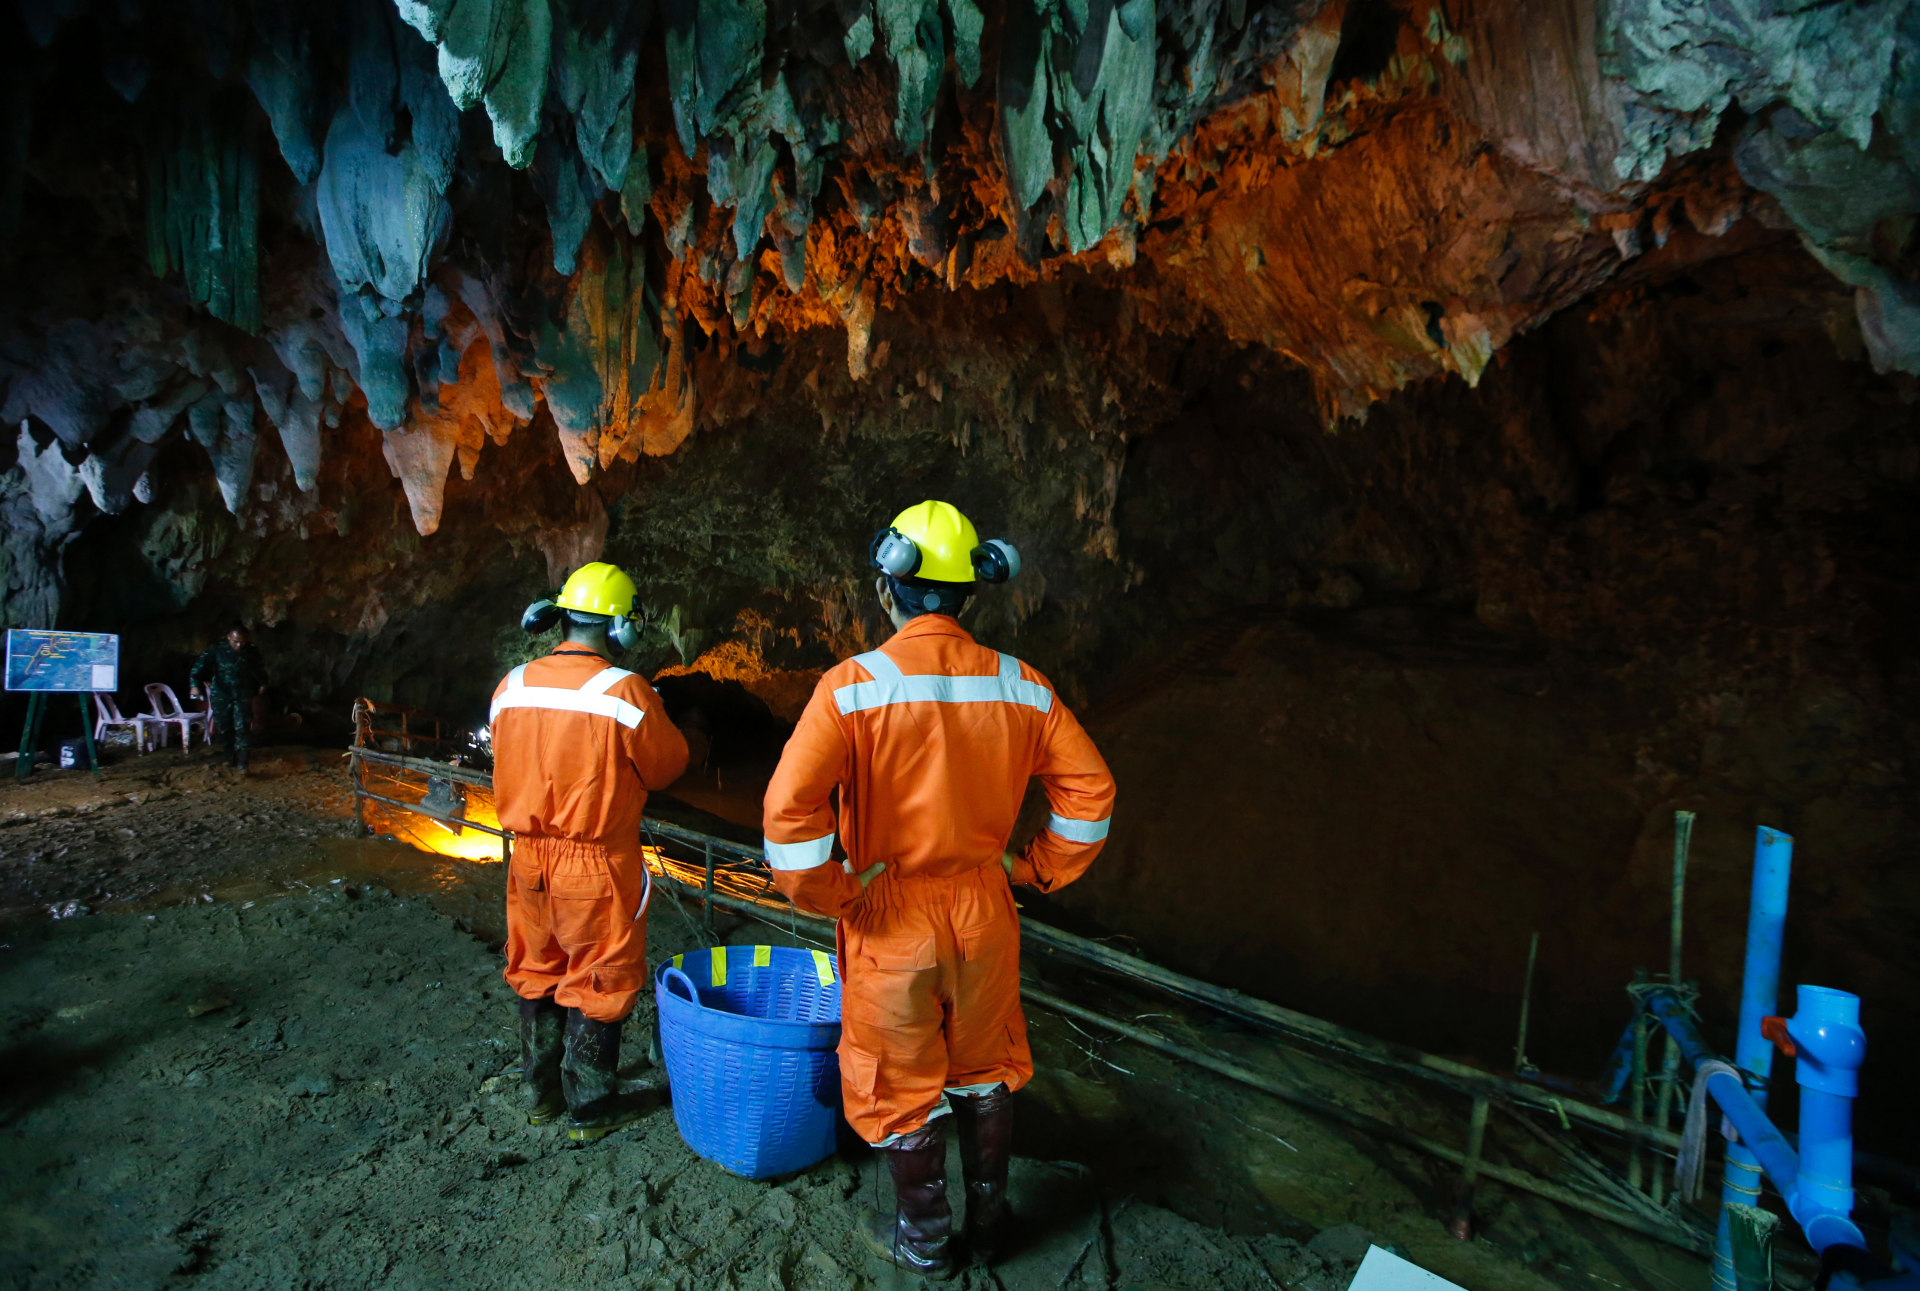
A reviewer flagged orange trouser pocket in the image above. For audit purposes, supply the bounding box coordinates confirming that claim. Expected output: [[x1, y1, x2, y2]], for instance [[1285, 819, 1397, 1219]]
[[836, 864, 1032, 1144], [505, 835, 648, 1023]]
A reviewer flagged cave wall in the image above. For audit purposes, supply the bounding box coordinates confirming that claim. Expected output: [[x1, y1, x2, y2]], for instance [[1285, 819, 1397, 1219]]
[[1035, 235, 1920, 1158]]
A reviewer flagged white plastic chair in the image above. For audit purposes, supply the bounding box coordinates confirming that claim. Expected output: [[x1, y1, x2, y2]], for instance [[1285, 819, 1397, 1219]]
[[93, 693, 160, 753], [144, 683, 211, 749]]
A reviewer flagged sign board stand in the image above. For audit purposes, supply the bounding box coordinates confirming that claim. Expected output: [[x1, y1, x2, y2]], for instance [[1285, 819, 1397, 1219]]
[[13, 691, 98, 782], [6, 629, 117, 782]]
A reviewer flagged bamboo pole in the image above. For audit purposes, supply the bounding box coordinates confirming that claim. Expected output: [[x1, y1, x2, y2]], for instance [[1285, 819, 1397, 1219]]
[[1504, 1094, 1682, 1229], [1514, 931, 1540, 1073], [1652, 810, 1695, 1206], [1022, 986, 1711, 1256], [703, 839, 716, 930], [1451, 1096, 1492, 1239], [1018, 917, 1687, 1150]]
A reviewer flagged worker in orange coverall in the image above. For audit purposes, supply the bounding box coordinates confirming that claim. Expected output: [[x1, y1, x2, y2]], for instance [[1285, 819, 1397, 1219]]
[[491, 562, 689, 1142], [763, 501, 1116, 1279]]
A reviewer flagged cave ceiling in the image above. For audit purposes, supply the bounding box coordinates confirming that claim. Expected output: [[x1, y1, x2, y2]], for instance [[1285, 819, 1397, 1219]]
[[2, 0, 1917, 665]]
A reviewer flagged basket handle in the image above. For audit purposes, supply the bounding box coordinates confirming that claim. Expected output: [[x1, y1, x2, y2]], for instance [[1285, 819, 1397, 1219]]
[[661, 965, 702, 1008]]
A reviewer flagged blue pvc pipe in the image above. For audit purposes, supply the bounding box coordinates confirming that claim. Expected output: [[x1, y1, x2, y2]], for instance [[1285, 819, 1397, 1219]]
[[1597, 1016, 1639, 1104], [1786, 984, 1866, 1251], [1713, 826, 1794, 1291], [1642, 987, 1715, 1070], [1735, 828, 1794, 1087], [1706, 1069, 1801, 1196], [1702, 986, 1871, 1261]]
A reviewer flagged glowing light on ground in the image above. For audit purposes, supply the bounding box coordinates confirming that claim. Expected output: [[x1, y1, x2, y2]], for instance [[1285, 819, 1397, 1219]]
[[361, 769, 792, 915]]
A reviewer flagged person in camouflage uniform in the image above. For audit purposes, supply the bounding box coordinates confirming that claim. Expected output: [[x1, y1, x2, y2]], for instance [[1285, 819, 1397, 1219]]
[[190, 624, 267, 771]]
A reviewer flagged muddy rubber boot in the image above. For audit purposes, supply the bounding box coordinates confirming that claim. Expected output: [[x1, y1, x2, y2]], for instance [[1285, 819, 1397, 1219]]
[[859, 1120, 958, 1280], [618, 993, 668, 1095], [562, 1009, 657, 1142], [950, 1084, 1013, 1265], [513, 996, 566, 1125]]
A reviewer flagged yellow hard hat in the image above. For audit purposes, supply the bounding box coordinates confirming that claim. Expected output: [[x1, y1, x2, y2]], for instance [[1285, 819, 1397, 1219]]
[[873, 501, 979, 584], [554, 562, 638, 618]]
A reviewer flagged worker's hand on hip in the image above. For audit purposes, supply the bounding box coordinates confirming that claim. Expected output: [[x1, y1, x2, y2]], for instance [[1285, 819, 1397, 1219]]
[[1000, 851, 1017, 877], [854, 861, 885, 890]]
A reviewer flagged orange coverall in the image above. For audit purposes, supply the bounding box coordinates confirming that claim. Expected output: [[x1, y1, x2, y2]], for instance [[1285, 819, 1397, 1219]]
[[490, 647, 689, 1022], [762, 615, 1116, 1143]]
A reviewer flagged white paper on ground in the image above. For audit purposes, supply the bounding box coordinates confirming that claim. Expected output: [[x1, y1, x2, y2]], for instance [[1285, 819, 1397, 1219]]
[[1347, 1245, 1468, 1291]]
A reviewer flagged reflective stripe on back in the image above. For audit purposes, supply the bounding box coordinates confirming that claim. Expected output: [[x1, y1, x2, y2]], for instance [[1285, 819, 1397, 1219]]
[[852, 649, 903, 682], [489, 661, 644, 728], [579, 666, 633, 696], [833, 650, 1053, 717]]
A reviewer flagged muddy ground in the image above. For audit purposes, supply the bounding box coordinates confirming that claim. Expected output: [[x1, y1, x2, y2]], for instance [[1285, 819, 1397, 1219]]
[[0, 745, 1722, 1290]]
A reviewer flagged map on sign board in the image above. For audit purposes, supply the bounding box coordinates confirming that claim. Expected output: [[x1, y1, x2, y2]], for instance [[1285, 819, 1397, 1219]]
[[4, 629, 119, 693]]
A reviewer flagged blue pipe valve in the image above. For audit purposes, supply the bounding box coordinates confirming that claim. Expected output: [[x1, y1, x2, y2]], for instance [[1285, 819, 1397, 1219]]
[[1763, 985, 1868, 1254]]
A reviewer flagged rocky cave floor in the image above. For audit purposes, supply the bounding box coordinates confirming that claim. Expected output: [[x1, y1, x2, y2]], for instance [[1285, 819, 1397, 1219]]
[[0, 745, 1721, 1291]]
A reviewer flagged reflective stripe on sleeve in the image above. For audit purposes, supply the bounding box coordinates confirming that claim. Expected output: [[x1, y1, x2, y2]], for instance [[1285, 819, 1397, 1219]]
[[834, 650, 1053, 717], [489, 687, 644, 728], [1046, 812, 1110, 843], [764, 833, 836, 870]]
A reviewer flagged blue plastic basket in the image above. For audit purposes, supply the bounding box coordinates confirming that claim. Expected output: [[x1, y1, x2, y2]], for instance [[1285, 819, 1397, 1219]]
[[655, 944, 843, 1179]]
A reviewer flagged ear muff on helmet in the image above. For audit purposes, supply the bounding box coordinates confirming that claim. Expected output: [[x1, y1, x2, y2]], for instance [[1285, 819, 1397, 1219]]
[[609, 616, 640, 651], [521, 599, 562, 634], [870, 527, 922, 578], [972, 539, 1021, 584]]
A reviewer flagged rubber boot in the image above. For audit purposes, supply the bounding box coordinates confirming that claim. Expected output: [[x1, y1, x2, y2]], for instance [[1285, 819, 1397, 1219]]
[[950, 1084, 1013, 1265], [513, 996, 566, 1125], [562, 1009, 660, 1142], [620, 992, 668, 1094], [859, 1119, 957, 1280]]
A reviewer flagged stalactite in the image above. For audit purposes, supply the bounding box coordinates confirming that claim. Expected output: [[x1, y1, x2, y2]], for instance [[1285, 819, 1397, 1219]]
[[3, 0, 1920, 629], [143, 83, 261, 333], [398, 0, 553, 167], [244, 0, 329, 184]]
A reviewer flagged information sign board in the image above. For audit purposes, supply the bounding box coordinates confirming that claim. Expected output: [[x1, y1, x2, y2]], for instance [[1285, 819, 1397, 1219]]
[[4, 629, 120, 692]]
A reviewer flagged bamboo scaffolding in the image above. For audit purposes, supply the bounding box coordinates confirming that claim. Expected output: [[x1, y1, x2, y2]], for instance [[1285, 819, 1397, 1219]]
[[346, 740, 1718, 1254], [348, 744, 1689, 1151], [650, 875, 1710, 1253]]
